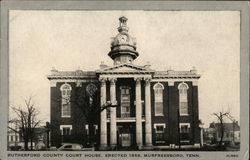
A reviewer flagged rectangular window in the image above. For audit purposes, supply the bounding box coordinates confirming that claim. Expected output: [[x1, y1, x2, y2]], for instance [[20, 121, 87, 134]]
[[120, 87, 131, 118], [180, 123, 190, 142], [155, 102, 163, 116], [154, 124, 166, 143], [180, 102, 188, 115], [62, 128, 71, 135], [60, 125, 72, 135], [62, 103, 71, 117]]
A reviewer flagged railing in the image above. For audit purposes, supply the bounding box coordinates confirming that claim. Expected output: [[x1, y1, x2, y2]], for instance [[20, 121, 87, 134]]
[[120, 113, 131, 118]]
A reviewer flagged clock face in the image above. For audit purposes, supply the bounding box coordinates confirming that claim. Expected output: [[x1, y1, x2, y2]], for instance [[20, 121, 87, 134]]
[[119, 34, 128, 43]]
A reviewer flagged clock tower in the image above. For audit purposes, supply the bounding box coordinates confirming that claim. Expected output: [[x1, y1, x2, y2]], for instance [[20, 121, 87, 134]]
[[108, 16, 139, 65]]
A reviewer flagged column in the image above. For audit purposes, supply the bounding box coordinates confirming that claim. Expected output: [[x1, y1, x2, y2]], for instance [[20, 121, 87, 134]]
[[145, 78, 152, 146], [110, 78, 117, 147], [100, 78, 107, 149], [200, 126, 204, 147], [135, 78, 143, 147]]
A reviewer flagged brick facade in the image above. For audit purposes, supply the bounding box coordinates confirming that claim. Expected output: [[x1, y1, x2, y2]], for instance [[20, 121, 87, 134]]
[[49, 79, 200, 148]]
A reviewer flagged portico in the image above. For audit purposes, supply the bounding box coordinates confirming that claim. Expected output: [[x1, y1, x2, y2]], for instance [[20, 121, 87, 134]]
[[98, 72, 153, 149]]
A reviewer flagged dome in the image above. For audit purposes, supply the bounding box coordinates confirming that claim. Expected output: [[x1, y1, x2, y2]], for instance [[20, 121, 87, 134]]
[[108, 16, 139, 63]]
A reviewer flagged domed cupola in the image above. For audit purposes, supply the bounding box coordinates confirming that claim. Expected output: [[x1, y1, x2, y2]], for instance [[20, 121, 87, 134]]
[[108, 16, 139, 65]]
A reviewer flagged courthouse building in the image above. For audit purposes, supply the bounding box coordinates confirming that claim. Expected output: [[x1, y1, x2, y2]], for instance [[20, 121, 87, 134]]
[[47, 16, 201, 150]]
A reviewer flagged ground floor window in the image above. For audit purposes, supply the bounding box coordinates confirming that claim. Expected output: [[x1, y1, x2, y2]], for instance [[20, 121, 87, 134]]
[[154, 123, 166, 143], [60, 125, 72, 135], [179, 123, 190, 142]]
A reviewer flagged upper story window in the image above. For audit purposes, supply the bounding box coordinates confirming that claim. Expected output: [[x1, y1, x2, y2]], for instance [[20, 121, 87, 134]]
[[120, 86, 131, 117], [60, 83, 72, 118], [178, 82, 189, 116], [86, 83, 97, 107], [153, 83, 164, 116]]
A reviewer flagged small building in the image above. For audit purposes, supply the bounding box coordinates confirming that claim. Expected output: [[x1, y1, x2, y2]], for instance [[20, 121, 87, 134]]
[[47, 16, 201, 150], [8, 126, 48, 150], [7, 129, 22, 150], [205, 122, 240, 145]]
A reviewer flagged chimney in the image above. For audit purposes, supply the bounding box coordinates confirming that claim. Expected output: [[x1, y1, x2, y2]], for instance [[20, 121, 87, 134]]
[[144, 61, 151, 69], [100, 61, 108, 69], [190, 66, 197, 74], [167, 66, 174, 74], [51, 67, 58, 75]]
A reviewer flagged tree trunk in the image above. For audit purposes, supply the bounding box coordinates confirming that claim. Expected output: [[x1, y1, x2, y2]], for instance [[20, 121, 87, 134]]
[[24, 139, 29, 151], [30, 136, 33, 150], [219, 114, 224, 148]]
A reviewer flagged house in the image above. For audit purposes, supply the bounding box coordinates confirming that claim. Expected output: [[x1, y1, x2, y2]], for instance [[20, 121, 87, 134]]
[[47, 16, 201, 150], [205, 122, 240, 145], [7, 129, 22, 150]]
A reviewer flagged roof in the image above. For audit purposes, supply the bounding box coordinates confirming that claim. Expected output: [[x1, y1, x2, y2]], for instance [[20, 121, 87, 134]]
[[47, 70, 97, 80], [154, 70, 201, 79], [47, 64, 201, 80], [209, 123, 240, 131]]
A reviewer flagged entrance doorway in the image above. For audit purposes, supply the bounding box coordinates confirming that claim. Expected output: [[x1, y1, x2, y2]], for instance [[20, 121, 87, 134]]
[[120, 133, 131, 147], [117, 123, 135, 148]]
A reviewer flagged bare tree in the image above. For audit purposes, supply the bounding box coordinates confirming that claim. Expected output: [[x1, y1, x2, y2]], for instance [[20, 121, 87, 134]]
[[213, 111, 230, 148], [8, 96, 41, 151]]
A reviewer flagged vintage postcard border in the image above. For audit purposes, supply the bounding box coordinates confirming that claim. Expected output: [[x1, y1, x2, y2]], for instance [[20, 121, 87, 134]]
[[1, 1, 249, 160]]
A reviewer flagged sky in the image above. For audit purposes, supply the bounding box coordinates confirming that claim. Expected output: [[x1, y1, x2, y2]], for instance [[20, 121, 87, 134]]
[[9, 11, 240, 127]]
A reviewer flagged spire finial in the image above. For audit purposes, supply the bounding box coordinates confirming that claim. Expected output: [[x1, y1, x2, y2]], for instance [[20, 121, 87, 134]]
[[118, 16, 129, 32], [119, 16, 128, 27]]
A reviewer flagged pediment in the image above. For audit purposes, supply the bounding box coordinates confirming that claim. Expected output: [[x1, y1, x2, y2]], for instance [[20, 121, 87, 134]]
[[97, 63, 152, 73], [111, 66, 141, 71]]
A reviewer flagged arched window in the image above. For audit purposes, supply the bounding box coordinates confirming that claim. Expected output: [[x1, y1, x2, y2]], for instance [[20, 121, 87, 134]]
[[178, 82, 189, 115], [86, 83, 97, 106], [60, 83, 72, 118], [153, 83, 164, 116]]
